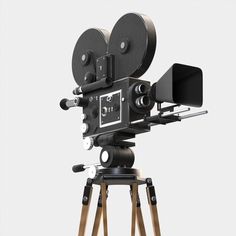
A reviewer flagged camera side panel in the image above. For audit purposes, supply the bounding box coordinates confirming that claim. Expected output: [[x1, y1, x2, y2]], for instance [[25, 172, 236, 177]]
[[81, 78, 151, 139]]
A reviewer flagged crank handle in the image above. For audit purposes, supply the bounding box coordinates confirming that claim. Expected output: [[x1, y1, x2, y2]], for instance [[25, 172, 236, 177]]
[[60, 97, 88, 110], [72, 163, 101, 179]]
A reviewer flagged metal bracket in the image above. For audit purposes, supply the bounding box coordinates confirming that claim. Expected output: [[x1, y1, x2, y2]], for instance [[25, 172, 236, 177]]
[[146, 178, 157, 205], [82, 178, 93, 205]]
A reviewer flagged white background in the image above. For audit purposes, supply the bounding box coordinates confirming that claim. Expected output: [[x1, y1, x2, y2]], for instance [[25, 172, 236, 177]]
[[1, 0, 236, 235]]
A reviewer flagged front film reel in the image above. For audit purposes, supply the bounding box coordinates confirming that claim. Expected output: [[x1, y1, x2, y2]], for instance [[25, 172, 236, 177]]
[[72, 28, 110, 86]]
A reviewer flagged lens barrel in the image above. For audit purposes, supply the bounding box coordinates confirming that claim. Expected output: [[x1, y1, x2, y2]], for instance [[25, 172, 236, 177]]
[[135, 95, 150, 108]]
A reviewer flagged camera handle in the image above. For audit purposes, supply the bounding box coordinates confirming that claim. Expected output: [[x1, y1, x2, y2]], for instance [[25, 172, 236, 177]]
[[60, 97, 88, 110], [72, 163, 101, 179]]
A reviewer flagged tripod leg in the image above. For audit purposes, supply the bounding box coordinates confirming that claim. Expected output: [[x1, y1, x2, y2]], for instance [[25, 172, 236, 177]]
[[130, 185, 146, 236], [101, 183, 108, 236], [92, 192, 102, 236], [146, 178, 161, 236], [131, 183, 138, 236], [78, 179, 93, 236], [136, 203, 146, 236]]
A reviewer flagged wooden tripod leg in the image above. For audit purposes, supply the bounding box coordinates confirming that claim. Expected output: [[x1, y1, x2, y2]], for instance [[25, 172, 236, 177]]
[[78, 179, 93, 236], [137, 205, 146, 236], [92, 192, 102, 236], [146, 179, 161, 236], [148, 205, 161, 236], [101, 183, 108, 236], [131, 183, 138, 236], [130, 185, 146, 236]]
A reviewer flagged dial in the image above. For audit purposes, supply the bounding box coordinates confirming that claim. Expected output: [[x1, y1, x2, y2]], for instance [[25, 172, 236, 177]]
[[83, 137, 94, 150], [81, 123, 89, 134]]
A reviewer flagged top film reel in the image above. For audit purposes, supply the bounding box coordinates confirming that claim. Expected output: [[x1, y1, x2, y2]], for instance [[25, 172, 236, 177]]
[[108, 13, 156, 80]]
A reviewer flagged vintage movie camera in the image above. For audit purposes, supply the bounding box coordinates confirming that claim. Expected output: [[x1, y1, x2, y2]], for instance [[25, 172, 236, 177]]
[[60, 13, 207, 235], [60, 13, 206, 173]]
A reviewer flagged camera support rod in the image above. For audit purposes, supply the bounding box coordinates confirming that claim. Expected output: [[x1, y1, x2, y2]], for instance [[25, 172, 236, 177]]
[[130, 105, 207, 129], [179, 110, 208, 120]]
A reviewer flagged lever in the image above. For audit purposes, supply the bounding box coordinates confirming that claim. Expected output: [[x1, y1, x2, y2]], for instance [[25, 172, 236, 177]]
[[72, 164, 86, 172], [73, 77, 113, 95], [60, 97, 88, 110], [72, 163, 101, 178]]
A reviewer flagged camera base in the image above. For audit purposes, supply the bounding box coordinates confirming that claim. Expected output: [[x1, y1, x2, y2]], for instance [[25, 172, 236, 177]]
[[77, 170, 161, 236], [93, 167, 145, 185]]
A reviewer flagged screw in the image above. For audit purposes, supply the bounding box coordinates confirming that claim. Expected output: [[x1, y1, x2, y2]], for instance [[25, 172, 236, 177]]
[[83, 196, 88, 202], [151, 196, 156, 202], [81, 52, 90, 66], [81, 54, 86, 61], [120, 39, 129, 54], [120, 42, 125, 49]]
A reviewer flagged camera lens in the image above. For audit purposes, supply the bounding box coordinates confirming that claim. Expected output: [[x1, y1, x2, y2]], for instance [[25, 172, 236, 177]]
[[135, 84, 146, 94], [135, 95, 150, 108]]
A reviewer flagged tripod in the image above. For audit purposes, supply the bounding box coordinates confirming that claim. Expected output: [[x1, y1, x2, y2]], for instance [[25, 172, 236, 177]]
[[76, 167, 161, 236]]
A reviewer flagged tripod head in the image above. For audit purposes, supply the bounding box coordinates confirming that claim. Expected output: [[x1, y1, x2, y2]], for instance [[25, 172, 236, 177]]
[[60, 13, 207, 176]]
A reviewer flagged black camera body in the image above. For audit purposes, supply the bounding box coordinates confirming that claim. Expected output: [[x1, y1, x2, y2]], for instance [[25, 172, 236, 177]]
[[60, 13, 206, 155], [82, 77, 153, 138]]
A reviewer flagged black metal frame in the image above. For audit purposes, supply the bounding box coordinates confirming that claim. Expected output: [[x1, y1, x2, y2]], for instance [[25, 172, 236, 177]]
[[77, 170, 161, 236]]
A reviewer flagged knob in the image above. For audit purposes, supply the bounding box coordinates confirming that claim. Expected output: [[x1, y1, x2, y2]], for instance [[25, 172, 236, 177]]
[[81, 113, 87, 120], [106, 95, 113, 102], [81, 51, 91, 66], [83, 137, 94, 150], [119, 39, 129, 54], [72, 164, 85, 173], [84, 72, 95, 84], [88, 165, 99, 179], [60, 98, 69, 110], [101, 150, 109, 163], [101, 107, 108, 117], [81, 123, 89, 134]]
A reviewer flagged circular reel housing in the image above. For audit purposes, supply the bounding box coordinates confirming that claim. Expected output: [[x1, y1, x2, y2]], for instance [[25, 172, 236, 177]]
[[108, 13, 156, 80], [72, 28, 109, 86]]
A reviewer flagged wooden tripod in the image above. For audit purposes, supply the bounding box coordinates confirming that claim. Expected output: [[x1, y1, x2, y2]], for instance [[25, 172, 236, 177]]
[[77, 172, 161, 236]]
